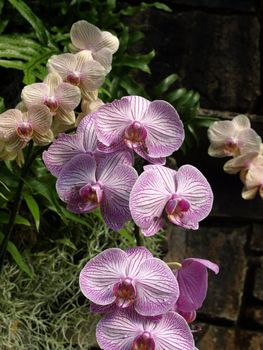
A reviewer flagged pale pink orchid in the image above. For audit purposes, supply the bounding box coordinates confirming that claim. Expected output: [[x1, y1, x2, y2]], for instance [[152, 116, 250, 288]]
[[94, 95, 184, 164], [79, 247, 179, 316], [173, 258, 219, 321], [70, 20, 119, 72], [43, 116, 133, 177], [21, 72, 81, 126], [0, 105, 53, 151], [208, 115, 261, 157], [96, 309, 195, 350], [130, 165, 213, 236], [241, 154, 263, 199], [47, 50, 106, 99], [56, 151, 137, 230]]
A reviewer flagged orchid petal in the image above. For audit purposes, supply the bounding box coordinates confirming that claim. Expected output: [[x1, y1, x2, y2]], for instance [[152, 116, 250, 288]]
[[135, 258, 179, 316], [238, 128, 262, 153], [0, 109, 22, 140], [242, 186, 258, 200], [80, 59, 106, 94], [96, 310, 143, 350], [223, 152, 258, 174], [130, 169, 171, 233], [93, 48, 113, 72], [48, 53, 77, 80], [43, 72, 62, 94], [175, 165, 213, 228], [28, 105, 52, 134], [98, 157, 138, 230], [21, 83, 47, 107], [79, 248, 127, 305], [55, 82, 81, 111], [42, 133, 87, 177], [232, 114, 250, 130], [100, 31, 119, 53], [95, 97, 132, 146], [70, 20, 102, 51], [55, 109, 76, 125], [56, 154, 96, 202], [125, 247, 153, 277], [143, 100, 184, 157], [153, 312, 194, 350], [77, 115, 98, 152], [33, 129, 53, 145], [176, 258, 218, 312], [134, 146, 166, 165], [144, 165, 177, 193]]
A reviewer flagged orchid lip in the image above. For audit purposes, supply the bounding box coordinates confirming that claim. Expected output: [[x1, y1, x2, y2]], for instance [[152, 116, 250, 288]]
[[79, 183, 103, 208], [16, 121, 33, 140], [124, 121, 147, 149], [132, 331, 155, 350], [166, 195, 190, 223], [113, 277, 136, 308], [67, 71, 81, 86], [44, 96, 59, 112], [224, 140, 239, 156]]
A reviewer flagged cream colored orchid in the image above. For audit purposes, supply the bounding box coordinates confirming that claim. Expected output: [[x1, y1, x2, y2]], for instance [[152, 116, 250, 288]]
[[47, 51, 106, 100], [70, 20, 119, 73], [76, 90, 104, 126], [0, 105, 53, 151], [21, 72, 81, 126], [208, 115, 260, 157], [241, 154, 263, 199]]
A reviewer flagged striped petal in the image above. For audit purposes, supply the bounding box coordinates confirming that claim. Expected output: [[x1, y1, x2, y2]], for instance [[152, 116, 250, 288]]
[[143, 100, 184, 157], [135, 258, 179, 316], [56, 154, 96, 202], [130, 169, 171, 234], [55, 82, 81, 111], [174, 165, 213, 229], [153, 312, 194, 350], [70, 20, 102, 51], [21, 83, 47, 107], [94, 97, 132, 146], [79, 248, 127, 305], [125, 246, 153, 277], [29, 105, 52, 134], [98, 156, 138, 230], [42, 133, 87, 177]]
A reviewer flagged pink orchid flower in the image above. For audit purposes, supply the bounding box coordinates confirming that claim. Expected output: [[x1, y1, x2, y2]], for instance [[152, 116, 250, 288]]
[[96, 309, 195, 350], [21, 72, 81, 126], [94, 95, 184, 164], [79, 247, 179, 316], [0, 105, 53, 151], [56, 151, 137, 230], [130, 165, 213, 236], [173, 258, 219, 322], [208, 115, 261, 157]]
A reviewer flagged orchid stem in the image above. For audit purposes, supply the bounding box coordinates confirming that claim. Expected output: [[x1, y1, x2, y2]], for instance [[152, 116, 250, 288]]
[[134, 224, 143, 246], [0, 140, 35, 273]]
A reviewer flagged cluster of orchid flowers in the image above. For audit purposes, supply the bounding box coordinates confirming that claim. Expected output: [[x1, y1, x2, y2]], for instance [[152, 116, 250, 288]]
[[0, 19, 219, 349], [208, 115, 263, 200], [79, 247, 219, 349]]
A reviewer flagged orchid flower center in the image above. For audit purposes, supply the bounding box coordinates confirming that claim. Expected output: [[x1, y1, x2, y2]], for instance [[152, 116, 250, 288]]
[[44, 96, 59, 112], [66, 71, 81, 86], [124, 121, 147, 149], [16, 121, 33, 140], [132, 332, 155, 350], [165, 195, 190, 224], [79, 183, 103, 209], [113, 277, 136, 308], [224, 140, 239, 156]]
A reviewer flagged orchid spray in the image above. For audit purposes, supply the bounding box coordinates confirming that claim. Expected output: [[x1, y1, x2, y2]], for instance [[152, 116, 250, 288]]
[[0, 19, 219, 349]]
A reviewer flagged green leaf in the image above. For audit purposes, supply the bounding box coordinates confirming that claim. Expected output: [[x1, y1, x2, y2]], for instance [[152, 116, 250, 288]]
[[166, 88, 187, 104], [8, 0, 49, 45], [24, 193, 40, 231], [143, 2, 172, 12], [0, 231, 33, 277], [154, 74, 178, 96], [0, 59, 24, 70], [0, 212, 30, 226], [115, 50, 155, 73], [107, 0, 116, 10], [119, 228, 135, 245], [56, 238, 77, 250]]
